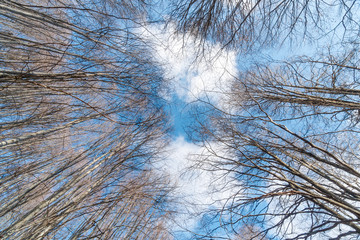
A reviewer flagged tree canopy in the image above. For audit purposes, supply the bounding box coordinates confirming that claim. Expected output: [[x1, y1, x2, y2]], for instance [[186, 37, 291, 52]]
[[1, 0, 360, 239]]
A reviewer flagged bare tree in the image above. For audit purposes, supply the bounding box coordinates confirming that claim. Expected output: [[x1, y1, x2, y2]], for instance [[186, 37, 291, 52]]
[[0, 0, 174, 239], [162, 0, 360, 239], [169, 0, 360, 49], [188, 48, 360, 239]]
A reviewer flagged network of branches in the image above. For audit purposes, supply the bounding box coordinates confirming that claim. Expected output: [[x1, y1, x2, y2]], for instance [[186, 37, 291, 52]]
[[1, 0, 360, 240], [0, 0, 173, 239], [175, 0, 360, 239]]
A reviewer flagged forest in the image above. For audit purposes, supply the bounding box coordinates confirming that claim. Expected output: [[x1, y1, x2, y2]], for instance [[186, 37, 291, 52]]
[[1, 0, 360, 239]]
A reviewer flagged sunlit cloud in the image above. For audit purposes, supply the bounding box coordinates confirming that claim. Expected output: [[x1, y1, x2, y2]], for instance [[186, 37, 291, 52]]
[[155, 136, 237, 233], [138, 23, 238, 104]]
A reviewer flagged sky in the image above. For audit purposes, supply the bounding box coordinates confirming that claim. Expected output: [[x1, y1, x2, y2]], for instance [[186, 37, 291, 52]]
[[2, 1, 360, 239], [137, 22, 241, 238], [135, 2, 360, 238]]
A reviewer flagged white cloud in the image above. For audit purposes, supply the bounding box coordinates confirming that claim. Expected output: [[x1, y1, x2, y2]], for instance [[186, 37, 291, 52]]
[[138, 23, 238, 104], [156, 136, 238, 233]]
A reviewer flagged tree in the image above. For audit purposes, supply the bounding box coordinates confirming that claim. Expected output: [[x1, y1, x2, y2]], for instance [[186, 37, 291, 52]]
[[190, 51, 360, 239], [169, 0, 360, 239], [170, 0, 360, 49], [0, 0, 174, 239]]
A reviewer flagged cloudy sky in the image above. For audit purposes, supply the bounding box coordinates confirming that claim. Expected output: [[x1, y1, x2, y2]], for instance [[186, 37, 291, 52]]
[[137, 22, 241, 237]]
